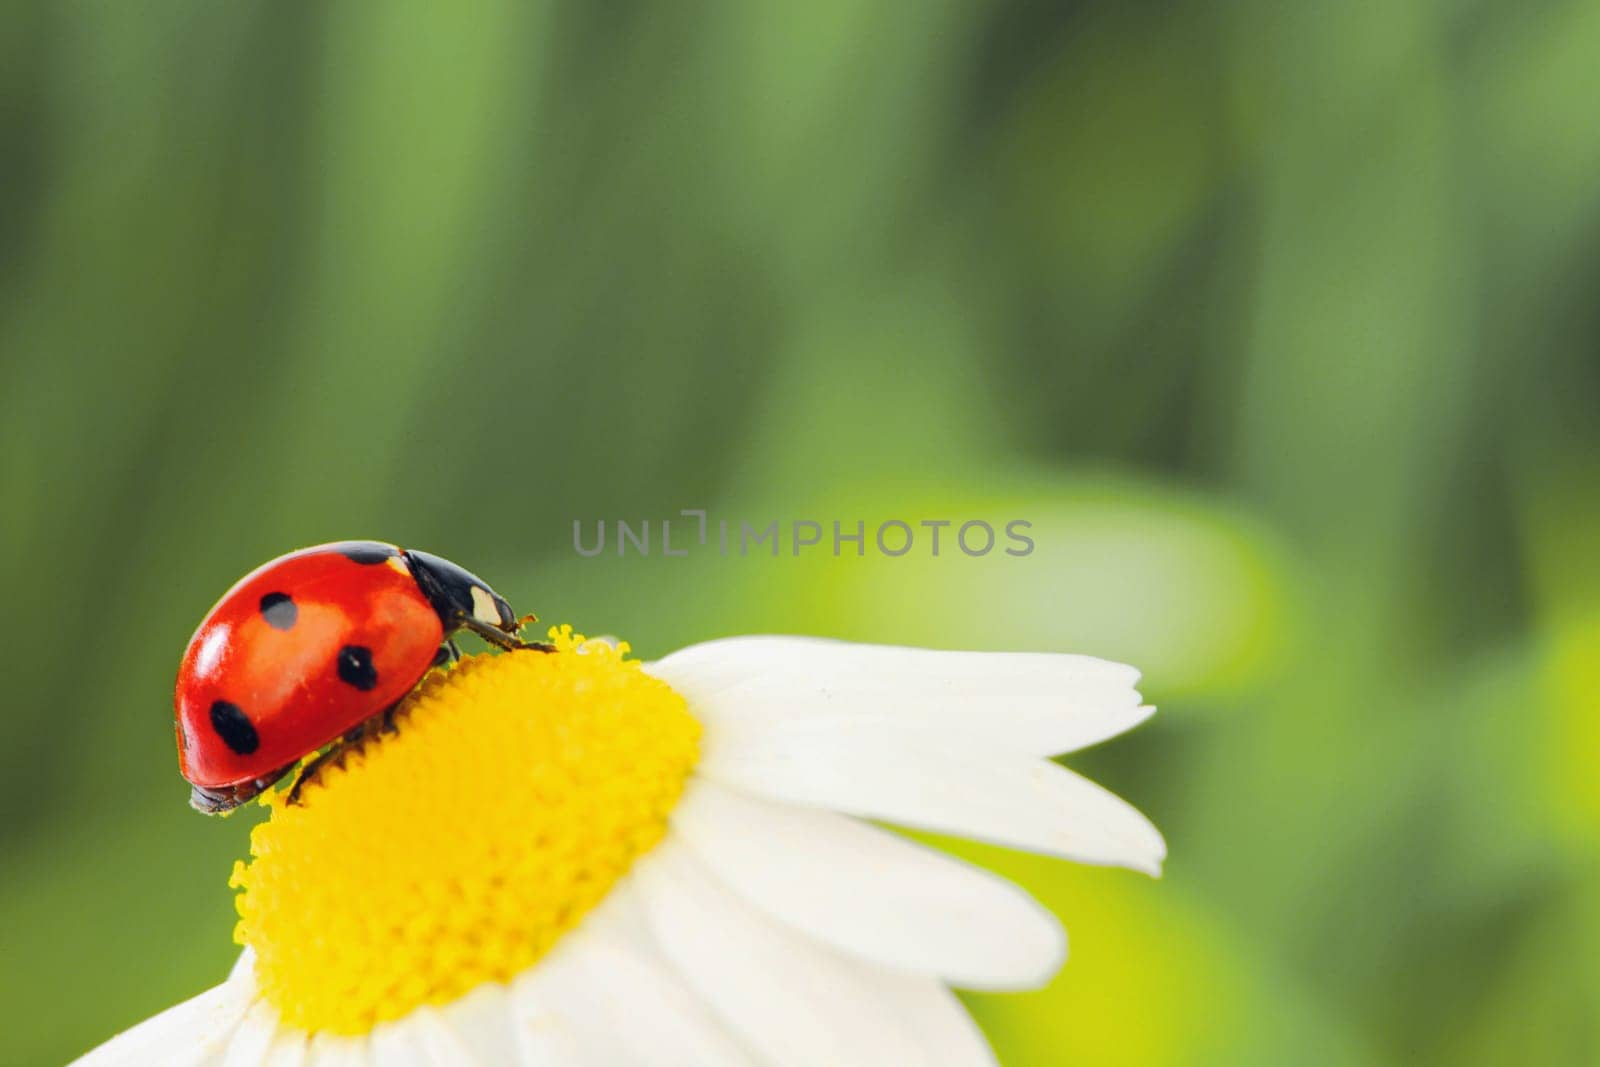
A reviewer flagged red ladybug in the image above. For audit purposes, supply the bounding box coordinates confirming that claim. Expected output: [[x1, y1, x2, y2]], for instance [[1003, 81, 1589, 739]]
[[175, 540, 545, 814]]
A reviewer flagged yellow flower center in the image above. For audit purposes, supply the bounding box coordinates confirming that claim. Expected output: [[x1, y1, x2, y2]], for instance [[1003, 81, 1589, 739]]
[[229, 627, 699, 1035]]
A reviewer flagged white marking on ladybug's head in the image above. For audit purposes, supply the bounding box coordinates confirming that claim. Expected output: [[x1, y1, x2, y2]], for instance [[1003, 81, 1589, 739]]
[[470, 585, 502, 628], [385, 555, 411, 577]]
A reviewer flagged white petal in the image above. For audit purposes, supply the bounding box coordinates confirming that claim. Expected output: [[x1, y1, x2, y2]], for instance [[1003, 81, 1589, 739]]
[[435, 983, 522, 1067], [870, 982, 997, 1067], [230, 948, 259, 984], [633, 846, 994, 1067], [70, 978, 254, 1067], [671, 781, 1065, 989], [650, 636, 1150, 756], [373, 1001, 520, 1067], [262, 1029, 309, 1067], [304, 1031, 369, 1067], [504, 968, 585, 1067], [510, 892, 752, 1066], [367, 1020, 431, 1067], [410, 1006, 489, 1066], [221, 1001, 282, 1067], [700, 721, 1166, 875]]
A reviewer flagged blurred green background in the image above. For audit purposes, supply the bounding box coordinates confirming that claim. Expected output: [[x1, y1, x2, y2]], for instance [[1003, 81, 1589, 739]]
[[3, 2, 1598, 1064]]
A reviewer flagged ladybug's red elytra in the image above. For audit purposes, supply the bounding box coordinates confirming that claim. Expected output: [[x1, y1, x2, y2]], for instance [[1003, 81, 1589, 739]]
[[175, 540, 548, 814]]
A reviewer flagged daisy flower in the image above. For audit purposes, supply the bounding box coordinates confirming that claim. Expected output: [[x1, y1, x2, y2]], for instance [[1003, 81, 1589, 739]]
[[75, 626, 1164, 1066]]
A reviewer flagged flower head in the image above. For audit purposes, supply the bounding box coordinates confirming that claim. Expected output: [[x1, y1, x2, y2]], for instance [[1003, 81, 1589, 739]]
[[233, 627, 697, 1033], [76, 628, 1164, 1065]]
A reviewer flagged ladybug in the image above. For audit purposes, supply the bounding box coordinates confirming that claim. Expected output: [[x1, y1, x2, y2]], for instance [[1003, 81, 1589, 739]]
[[175, 540, 547, 814]]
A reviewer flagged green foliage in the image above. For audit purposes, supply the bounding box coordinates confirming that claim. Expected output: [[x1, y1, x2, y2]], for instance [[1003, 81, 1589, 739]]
[[2, 2, 1596, 1063]]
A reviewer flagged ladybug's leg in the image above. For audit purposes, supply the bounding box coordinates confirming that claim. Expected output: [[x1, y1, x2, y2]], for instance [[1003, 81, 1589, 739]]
[[286, 698, 409, 805], [430, 639, 463, 668], [191, 783, 255, 814], [457, 614, 556, 653], [190, 760, 298, 814], [285, 748, 342, 806]]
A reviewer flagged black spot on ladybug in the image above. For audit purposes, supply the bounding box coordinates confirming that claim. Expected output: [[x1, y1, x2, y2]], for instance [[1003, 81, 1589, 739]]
[[209, 700, 259, 756], [337, 645, 379, 691], [341, 545, 396, 565], [259, 592, 297, 631]]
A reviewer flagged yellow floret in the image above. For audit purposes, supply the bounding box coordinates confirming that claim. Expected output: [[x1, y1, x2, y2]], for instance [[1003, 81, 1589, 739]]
[[229, 626, 700, 1034]]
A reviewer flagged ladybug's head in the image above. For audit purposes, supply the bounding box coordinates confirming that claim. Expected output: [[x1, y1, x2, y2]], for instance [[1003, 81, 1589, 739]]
[[402, 549, 520, 636]]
